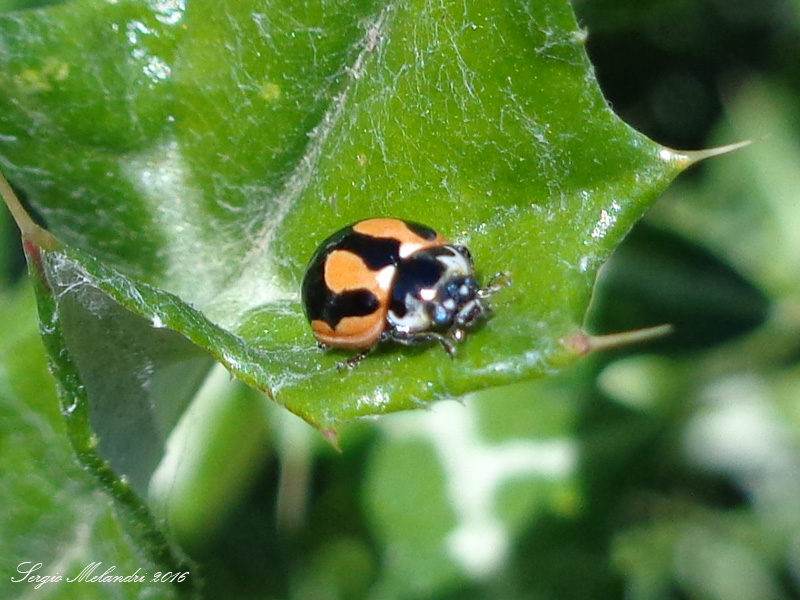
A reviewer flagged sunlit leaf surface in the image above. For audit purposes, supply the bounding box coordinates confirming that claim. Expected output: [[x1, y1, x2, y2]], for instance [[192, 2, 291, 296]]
[[0, 0, 683, 499]]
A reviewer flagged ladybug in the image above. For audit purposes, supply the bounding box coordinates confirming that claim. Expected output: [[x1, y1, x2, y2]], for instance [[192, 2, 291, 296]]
[[301, 217, 509, 368]]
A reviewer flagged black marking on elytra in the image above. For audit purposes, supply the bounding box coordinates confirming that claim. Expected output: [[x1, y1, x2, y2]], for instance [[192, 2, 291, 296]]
[[302, 227, 387, 328], [302, 253, 381, 328], [302, 241, 332, 322], [321, 289, 380, 328], [306, 223, 404, 273], [404, 220, 439, 241], [303, 260, 380, 328], [334, 232, 401, 271]]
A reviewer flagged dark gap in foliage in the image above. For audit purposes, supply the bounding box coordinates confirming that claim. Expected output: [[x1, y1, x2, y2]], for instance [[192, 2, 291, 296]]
[[576, 0, 790, 149], [588, 222, 769, 353]]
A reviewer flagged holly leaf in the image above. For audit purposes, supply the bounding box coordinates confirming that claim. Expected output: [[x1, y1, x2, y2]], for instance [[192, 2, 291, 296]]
[[0, 0, 691, 492]]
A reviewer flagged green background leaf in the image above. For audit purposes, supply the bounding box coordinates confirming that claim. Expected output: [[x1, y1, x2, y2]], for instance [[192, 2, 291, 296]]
[[0, 0, 682, 434]]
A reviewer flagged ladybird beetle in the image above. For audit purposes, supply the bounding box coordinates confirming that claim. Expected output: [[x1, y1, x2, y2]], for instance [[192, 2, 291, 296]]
[[301, 217, 509, 368]]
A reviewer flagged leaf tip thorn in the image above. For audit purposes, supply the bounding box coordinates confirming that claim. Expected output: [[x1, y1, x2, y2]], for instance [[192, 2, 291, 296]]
[[0, 168, 58, 251], [320, 428, 341, 451], [659, 140, 752, 168], [565, 323, 674, 355]]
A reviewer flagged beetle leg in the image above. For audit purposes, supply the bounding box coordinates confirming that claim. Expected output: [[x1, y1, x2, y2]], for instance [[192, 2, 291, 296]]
[[477, 271, 512, 298], [337, 348, 374, 371], [386, 329, 458, 358]]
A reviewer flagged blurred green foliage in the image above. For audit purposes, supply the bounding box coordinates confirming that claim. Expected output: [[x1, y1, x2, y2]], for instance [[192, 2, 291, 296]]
[[2, 0, 800, 599], [0, 283, 189, 599]]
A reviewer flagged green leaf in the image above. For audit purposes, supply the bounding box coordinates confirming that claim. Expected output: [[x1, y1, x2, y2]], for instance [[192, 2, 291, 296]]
[[0, 284, 194, 599], [0, 0, 686, 445]]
